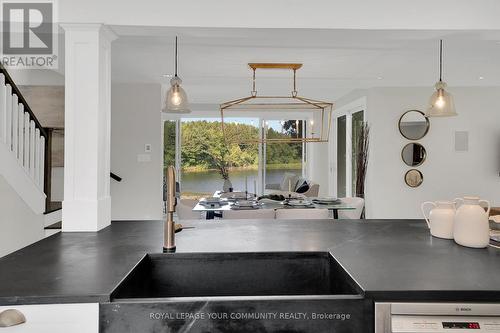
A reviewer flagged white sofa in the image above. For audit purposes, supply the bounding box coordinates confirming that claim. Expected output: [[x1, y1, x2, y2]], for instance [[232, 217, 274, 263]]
[[264, 172, 319, 198]]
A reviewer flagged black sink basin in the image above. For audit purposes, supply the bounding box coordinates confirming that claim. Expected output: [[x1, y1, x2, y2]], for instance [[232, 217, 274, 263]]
[[111, 252, 361, 299], [102, 253, 370, 333]]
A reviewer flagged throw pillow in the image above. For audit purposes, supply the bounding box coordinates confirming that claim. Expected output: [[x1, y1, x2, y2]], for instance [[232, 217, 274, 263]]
[[294, 177, 306, 191], [295, 181, 310, 194]]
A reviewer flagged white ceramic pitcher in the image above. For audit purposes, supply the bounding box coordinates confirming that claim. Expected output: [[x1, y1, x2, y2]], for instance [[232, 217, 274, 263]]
[[421, 201, 456, 239], [453, 196, 491, 248]]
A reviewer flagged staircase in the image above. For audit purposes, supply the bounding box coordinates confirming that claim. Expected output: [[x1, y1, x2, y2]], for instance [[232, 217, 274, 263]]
[[0, 65, 52, 257]]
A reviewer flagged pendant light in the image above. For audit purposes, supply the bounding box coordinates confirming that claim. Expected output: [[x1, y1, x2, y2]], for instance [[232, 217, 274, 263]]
[[163, 36, 191, 113], [426, 40, 457, 117]]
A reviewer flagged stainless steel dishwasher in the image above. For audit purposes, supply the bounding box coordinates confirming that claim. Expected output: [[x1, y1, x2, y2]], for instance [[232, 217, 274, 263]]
[[376, 302, 500, 332]]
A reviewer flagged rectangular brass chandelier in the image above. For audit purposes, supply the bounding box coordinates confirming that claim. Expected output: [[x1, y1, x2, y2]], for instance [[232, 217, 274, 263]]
[[220, 63, 334, 144]]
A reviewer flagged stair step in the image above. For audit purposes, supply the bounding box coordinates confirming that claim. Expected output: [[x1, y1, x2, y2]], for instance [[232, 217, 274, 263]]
[[44, 208, 61, 228], [45, 221, 61, 229]]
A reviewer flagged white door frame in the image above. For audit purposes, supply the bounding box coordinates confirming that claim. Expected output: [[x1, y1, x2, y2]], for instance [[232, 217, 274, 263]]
[[329, 97, 366, 198]]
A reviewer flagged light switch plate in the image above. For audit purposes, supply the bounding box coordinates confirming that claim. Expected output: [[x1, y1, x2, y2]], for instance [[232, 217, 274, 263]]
[[454, 131, 469, 152]]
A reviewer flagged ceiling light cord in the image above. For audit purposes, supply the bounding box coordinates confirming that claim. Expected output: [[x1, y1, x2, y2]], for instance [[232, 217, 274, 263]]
[[439, 39, 443, 82], [174, 36, 178, 77]]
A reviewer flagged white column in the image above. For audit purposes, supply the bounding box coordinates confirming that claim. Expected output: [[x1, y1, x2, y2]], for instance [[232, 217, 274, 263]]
[[61, 24, 116, 232]]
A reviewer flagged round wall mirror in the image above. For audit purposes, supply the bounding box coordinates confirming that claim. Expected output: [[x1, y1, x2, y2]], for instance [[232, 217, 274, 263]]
[[401, 143, 427, 166], [398, 110, 430, 140], [405, 169, 424, 187]]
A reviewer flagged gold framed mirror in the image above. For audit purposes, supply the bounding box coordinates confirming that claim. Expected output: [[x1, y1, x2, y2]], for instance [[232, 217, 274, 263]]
[[398, 110, 430, 140], [401, 143, 426, 167], [405, 169, 424, 187]]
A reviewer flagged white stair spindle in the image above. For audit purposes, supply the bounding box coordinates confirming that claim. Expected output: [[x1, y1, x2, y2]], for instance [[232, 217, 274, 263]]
[[35, 128, 40, 185], [0, 74, 5, 142], [18, 105, 24, 165], [5, 84, 12, 150], [40, 136, 45, 189], [23, 112, 30, 171], [11, 94, 18, 156], [29, 120, 35, 178]]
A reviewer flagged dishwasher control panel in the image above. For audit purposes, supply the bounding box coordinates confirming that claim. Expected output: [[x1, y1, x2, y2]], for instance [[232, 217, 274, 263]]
[[392, 314, 500, 332], [376, 303, 500, 333]]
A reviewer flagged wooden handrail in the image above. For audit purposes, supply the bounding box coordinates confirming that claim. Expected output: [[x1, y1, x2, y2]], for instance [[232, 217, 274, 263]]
[[110, 172, 122, 182], [0, 64, 47, 139]]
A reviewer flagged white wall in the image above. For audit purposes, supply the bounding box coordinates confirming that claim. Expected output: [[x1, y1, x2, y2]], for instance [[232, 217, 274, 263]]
[[58, 0, 500, 30], [111, 83, 163, 220], [308, 142, 329, 196], [357, 87, 500, 219], [0, 177, 44, 257], [10, 69, 64, 86]]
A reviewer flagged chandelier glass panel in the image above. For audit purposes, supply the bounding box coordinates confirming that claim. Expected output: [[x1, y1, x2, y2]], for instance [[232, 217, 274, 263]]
[[220, 63, 334, 144]]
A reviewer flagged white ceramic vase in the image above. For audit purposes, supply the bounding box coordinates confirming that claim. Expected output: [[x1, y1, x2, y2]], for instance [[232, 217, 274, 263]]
[[421, 201, 456, 239], [453, 196, 491, 248]]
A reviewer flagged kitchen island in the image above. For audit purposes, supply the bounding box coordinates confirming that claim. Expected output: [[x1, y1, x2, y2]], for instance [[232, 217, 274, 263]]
[[1, 219, 499, 304], [0, 219, 499, 332]]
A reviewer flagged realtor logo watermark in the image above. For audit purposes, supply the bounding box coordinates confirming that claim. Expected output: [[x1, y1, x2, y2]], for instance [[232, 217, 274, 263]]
[[0, 0, 58, 69]]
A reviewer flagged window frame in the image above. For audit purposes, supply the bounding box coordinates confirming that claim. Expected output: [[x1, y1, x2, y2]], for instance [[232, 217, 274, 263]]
[[162, 113, 311, 197]]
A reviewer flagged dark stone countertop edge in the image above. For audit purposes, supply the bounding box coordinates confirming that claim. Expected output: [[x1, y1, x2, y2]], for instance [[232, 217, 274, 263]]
[[0, 294, 111, 305], [4, 290, 500, 306]]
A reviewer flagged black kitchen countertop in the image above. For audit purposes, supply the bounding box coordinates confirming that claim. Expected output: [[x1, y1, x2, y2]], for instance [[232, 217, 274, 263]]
[[0, 219, 499, 305]]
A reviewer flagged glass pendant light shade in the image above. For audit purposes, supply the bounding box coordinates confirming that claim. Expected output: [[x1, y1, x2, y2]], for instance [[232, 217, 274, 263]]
[[426, 81, 457, 117], [162, 36, 191, 113], [164, 76, 190, 113], [426, 39, 457, 117]]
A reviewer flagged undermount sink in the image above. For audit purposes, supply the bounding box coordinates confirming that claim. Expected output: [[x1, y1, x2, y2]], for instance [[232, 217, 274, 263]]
[[111, 252, 362, 300], [102, 253, 370, 333]]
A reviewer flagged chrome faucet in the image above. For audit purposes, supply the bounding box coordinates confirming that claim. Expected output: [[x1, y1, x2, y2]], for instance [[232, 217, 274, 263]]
[[163, 165, 177, 253]]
